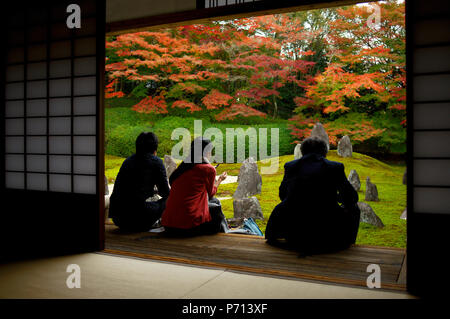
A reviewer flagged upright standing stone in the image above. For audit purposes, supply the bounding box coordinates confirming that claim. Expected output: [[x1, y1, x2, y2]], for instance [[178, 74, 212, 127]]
[[233, 158, 263, 220], [401, 168, 407, 219], [348, 169, 361, 191], [294, 144, 302, 159], [233, 157, 262, 199], [164, 155, 177, 179], [104, 176, 109, 195], [365, 177, 379, 201], [357, 202, 384, 228], [310, 122, 330, 151], [337, 135, 352, 157], [400, 209, 407, 220], [233, 197, 264, 220]]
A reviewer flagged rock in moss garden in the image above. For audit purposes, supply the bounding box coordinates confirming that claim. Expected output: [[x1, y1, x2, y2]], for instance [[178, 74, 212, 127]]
[[164, 155, 177, 179], [348, 169, 361, 192], [233, 197, 264, 220], [294, 144, 302, 160], [357, 202, 384, 228], [365, 177, 379, 201], [337, 135, 352, 157], [233, 157, 262, 199], [310, 122, 330, 151]]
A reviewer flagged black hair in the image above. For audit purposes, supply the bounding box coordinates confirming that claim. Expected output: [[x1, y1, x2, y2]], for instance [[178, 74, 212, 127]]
[[135, 132, 158, 156], [300, 137, 328, 157], [169, 137, 212, 185]]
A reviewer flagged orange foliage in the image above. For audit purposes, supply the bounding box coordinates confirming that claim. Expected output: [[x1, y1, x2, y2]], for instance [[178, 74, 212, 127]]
[[215, 104, 267, 121], [132, 95, 168, 114]]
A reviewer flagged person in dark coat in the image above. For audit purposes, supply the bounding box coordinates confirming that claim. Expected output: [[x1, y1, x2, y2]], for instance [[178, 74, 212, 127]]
[[109, 132, 170, 232], [265, 137, 360, 255]]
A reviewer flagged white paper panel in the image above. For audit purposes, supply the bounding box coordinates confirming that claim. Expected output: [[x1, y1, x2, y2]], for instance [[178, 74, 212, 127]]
[[8, 30, 25, 46], [74, 76, 96, 96], [414, 160, 450, 186], [5, 82, 24, 100], [49, 174, 71, 193], [28, 25, 47, 43], [5, 137, 24, 153], [26, 118, 47, 135], [74, 116, 96, 135], [74, 156, 96, 175], [50, 40, 71, 59], [27, 6, 48, 25], [413, 74, 450, 102], [27, 44, 47, 61], [27, 173, 47, 191], [74, 136, 96, 155], [27, 80, 47, 99], [7, 11, 25, 28], [50, 59, 71, 78], [75, 17, 97, 36], [74, 57, 97, 76], [49, 98, 71, 116], [49, 155, 71, 173], [27, 62, 47, 80], [414, 19, 450, 46], [49, 136, 71, 154], [5, 100, 24, 118], [27, 137, 47, 154], [51, 22, 72, 40], [414, 131, 450, 157], [27, 155, 47, 172], [27, 99, 47, 116], [5, 172, 25, 189], [5, 119, 24, 135], [6, 64, 24, 82], [412, 0, 450, 17], [414, 187, 450, 214], [7, 47, 25, 63], [414, 103, 450, 129], [74, 96, 96, 115], [414, 46, 450, 74], [49, 117, 71, 135], [80, 0, 97, 15], [5, 155, 24, 171], [50, 79, 71, 97], [74, 37, 96, 56], [73, 175, 96, 194]]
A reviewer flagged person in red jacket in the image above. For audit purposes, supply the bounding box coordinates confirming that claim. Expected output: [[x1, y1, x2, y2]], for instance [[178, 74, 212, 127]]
[[161, 137, 228, 235]]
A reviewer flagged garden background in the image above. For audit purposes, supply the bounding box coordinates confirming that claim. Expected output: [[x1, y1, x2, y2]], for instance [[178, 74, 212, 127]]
[[104, 0, 406, 247]]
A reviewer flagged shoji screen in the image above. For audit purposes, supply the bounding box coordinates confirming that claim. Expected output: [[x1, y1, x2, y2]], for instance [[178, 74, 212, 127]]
[[407, 0, 450, 296], [1, 0, 105, 259]]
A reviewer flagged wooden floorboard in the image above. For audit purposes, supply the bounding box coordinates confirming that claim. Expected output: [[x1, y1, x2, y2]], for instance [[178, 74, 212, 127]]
[[104, 224, 406, 291]]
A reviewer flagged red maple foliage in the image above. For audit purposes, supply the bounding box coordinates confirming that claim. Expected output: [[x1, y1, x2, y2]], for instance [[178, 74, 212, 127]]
[[171, 100, 202, 113], [215, 104, 267, 121], [132, 95, 168, 114]]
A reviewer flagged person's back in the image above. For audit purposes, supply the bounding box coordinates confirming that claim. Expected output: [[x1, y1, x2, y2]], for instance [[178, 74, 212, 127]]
[[161, 137, 229, 236], [109, 132, 169, 232], [162, 163, 216, 229], [266, 137, 360, 254], [110, 153, 169, 213]]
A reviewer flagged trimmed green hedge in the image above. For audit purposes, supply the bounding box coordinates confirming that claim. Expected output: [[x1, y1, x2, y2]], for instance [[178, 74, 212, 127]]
[[105, 107, 294, 161]]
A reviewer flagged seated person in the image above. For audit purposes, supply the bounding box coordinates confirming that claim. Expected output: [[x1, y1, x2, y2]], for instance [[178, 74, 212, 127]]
[[161, 137, 228, 236], [265, 137, 360, 255], [109, 132, 170, 232]]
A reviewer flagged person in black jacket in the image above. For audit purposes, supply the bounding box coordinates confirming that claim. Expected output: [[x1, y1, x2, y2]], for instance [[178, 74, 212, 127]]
[[109, 132, 170, 232], [265, 137, 360, 255]]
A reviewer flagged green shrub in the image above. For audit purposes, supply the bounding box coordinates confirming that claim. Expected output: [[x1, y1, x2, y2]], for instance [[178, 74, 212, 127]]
[[105, 108, 294, 160]]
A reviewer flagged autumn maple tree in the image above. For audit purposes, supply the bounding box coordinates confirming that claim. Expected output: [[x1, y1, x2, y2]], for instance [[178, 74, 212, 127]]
[[105, 0, 406, 153]]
